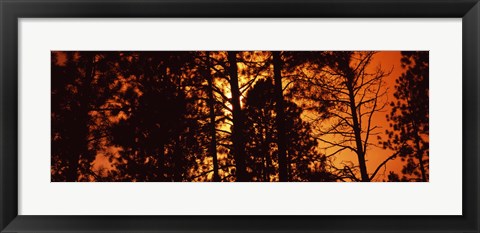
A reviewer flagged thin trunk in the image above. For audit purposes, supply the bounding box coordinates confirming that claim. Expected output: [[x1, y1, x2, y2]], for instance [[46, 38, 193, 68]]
[[416, 146, 427, 182], [157, 144, 166, 181], [205, 52, 220, 182], [412, 123, 427, 181], [287, 151, 292, 181], [272, 51, 288, 182], [173, 136, 183, 182], [67, 52, 94, 182], [227, 51, 247, 182], [345, 72, 370, 182], [262, 125, 269, 181], [265, 123, 273, 182], [409, 92, 427, 182], [173, 72, 183, 182]]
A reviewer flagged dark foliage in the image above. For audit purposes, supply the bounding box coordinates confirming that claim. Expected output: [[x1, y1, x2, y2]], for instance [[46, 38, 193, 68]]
[[383, 51, 429, 182]]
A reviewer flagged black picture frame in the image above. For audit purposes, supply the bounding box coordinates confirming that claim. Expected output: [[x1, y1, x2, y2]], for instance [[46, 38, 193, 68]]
[[1, 0, 479, 232]]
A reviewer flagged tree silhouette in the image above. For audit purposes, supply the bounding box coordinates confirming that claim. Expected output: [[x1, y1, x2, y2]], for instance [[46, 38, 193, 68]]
[[272, 51, 289, 181], [225, 51, 248, 181], [201, 52, 221, 181], [52, 51, 121, 181], [107, 52, 205, 181], [295, 52, 392, 181], [243, 79, 277, 181], [383, 51, 429, 181], [51, 51, 85, 181], [243, 78, 330, 181]]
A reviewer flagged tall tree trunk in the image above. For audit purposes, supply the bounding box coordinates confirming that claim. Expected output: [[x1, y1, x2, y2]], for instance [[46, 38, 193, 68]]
[[416, 145, 427, 182], [205, 52, 220, 182], [412, 122, 427, 182], [173, 136, 183, 182], [157, 143, 166, 182], [272, 51, 288, 182], [227, 51, 247, 182], [345, 72, 370, 182], [67, 52, 95, 182], [262, 124, 270, 181], [409, 91, 427, 182], [173, 72, 184, 182]]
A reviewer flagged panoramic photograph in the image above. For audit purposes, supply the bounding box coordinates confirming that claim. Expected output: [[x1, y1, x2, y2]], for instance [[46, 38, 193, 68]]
[[51, 51, 429, 182]]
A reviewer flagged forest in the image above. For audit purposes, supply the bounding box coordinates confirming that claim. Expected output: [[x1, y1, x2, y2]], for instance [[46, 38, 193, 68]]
[[51, 51, 429, 182]]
